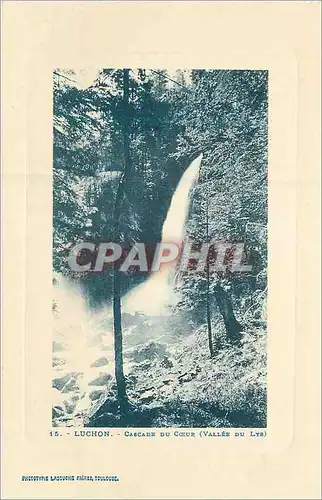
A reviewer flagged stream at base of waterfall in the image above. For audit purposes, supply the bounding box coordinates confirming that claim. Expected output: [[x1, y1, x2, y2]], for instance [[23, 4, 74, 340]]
[[52, 282, 203, 427]]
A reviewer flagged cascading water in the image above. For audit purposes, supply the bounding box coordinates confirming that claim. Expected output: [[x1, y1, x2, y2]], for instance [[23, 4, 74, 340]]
[[52, 274, 114, 416], [122, 154, 202, 315], [161, 154, 202, 244], [52, 154, 202, 424]]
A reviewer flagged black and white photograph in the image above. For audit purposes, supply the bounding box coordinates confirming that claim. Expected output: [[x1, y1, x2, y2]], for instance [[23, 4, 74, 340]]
[[52, 68, 268, 429]]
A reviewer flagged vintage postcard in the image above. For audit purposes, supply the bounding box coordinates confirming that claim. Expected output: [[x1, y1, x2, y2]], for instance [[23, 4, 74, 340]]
[[1, 1, 320, 499]]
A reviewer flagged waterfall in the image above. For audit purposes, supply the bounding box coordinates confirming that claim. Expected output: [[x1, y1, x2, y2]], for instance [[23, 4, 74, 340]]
[[122, 154, 202, 315], [53, 154, 202, 331], [162, 154, 202, 244], [52, 155, 202, 422]]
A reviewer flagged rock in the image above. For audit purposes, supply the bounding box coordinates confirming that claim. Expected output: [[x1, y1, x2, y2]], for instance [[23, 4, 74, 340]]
[[85, 391, 119, 423], [52, 373, 81, 392], [88, 373, 112, 386], [130, 342, 167, 363], [52, 406, 65, 418], [90, 357, 109, 368], [87, 411, 119, 427], [89, 389, 105, 401], [139, 389, 155, 404], [142, 400, 163, 410]]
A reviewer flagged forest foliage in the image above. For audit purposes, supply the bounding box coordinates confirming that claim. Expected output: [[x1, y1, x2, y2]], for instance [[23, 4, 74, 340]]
[[53, 68, 268, 427], [53, 68, 267, 310]]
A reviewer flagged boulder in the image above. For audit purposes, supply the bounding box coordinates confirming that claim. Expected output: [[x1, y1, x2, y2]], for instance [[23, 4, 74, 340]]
[[52, 372, 81, 392], [88, 373, 112, 386], [90, 357, 109, 368], [52, 405, 65, 418], [130, 342, 167, 363], [89, 389, 105, 401]]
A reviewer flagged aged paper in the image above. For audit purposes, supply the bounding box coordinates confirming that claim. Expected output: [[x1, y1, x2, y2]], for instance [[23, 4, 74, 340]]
[[1, 1, 320, 498]]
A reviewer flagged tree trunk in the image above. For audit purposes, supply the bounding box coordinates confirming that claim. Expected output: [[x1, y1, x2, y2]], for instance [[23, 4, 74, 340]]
[[206, 255, 214, 357], [214, 284, 243, 343], [113, 269, 127, 412], [205, 176, 214, 357], [113, 68, 131, 413]]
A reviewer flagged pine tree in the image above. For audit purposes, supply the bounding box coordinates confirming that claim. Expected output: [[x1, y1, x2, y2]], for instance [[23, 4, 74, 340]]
[[112, 69, 131, 414]]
